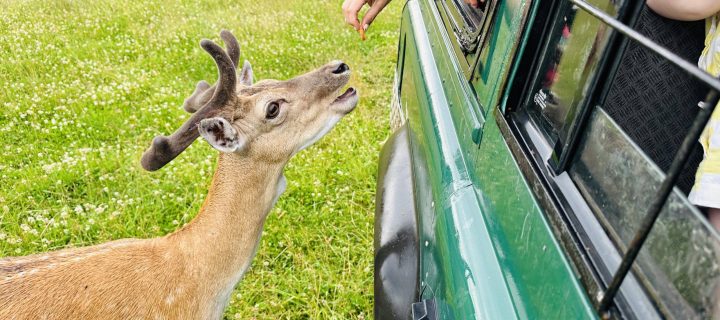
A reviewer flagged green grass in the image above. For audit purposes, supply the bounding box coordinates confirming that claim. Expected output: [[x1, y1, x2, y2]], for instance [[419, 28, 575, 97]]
[[0, 0, 400, 318]]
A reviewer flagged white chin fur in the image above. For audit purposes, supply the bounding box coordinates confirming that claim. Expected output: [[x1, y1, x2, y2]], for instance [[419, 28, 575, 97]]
[[296, 114, 342, 152], [332, 91, 359, 114]]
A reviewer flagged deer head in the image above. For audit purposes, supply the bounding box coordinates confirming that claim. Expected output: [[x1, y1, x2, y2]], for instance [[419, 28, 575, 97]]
[[141, 30, 358, 171]]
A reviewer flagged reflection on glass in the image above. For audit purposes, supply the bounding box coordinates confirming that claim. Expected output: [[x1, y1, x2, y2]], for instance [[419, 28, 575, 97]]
[[528, 0, 620, 147], [570, 108, 720, 319]]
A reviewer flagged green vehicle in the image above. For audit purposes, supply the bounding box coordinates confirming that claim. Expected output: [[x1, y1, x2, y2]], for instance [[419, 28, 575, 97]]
[[373, 0, 720, 319]]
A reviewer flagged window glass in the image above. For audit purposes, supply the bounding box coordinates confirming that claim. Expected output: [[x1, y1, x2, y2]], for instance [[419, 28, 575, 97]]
[[570, 108, 720, 318], [527, 0, 620, 153], [438, 0, 487, 53], [516, 2, 719, 317]]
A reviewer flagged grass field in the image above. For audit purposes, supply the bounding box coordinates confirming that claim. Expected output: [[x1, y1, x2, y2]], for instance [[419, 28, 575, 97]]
[[0, 0, 400, 318]]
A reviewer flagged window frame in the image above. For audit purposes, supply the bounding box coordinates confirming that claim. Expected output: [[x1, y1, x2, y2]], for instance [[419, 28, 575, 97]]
[[511, 0, 631, 173], [435, 0, 500, 79], [501, 0, 720, 318]]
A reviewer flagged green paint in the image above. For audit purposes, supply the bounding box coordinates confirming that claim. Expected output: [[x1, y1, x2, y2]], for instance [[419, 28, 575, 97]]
[[472, 112, 597, 319], [394, 0, 598, 318]]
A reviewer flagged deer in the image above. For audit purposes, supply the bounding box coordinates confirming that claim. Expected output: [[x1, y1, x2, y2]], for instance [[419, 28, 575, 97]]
[[0, 30, 358, 319]]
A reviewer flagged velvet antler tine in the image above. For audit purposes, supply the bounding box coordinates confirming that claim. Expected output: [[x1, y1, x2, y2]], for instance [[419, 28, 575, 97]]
[[183, 80, 212, 113], [141, 37, 237, 171], [201, 39, 237, 108], [183, 32, 240, 113], [140, 109, 209, 171], [220, 30, 240, 68]]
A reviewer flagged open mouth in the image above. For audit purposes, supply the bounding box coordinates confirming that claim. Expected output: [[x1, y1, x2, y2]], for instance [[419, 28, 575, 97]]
[[329, 87, 359, 114], [333, 87, 356, 103]]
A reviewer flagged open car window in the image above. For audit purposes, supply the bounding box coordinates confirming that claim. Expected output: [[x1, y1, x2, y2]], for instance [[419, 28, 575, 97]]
[[435, 0, 498, 76], [504, 0, 720, 318], [439, 0, 487, 52]]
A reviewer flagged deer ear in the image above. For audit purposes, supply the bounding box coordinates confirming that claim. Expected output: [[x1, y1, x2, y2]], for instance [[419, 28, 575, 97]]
[[198, 117, 247, 153], [239, 60, 253, 86]]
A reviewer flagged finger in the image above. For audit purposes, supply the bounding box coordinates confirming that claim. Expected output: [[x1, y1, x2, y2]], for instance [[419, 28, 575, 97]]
[[361, 0, 390, 30], [343, 0, 365, 30], [344, 11, 362, 30], [344, 11, 361, 29]]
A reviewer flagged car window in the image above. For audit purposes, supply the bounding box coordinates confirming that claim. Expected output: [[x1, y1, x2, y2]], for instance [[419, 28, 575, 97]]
[[504, 0, 720, 318], [570, 108, 719, 319], [526, 0, 620, 159], [438, 0, 487, 52], [435, 0, 497, 75]]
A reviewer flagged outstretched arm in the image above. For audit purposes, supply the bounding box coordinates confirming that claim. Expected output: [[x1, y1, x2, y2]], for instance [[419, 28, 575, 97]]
[[647, 0, 720, 21], [342, 0, 484, 35]]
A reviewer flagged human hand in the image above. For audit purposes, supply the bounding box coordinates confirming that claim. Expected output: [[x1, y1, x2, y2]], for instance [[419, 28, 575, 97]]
[[342, 0, 391, 37], [341, 0, 482, 40]]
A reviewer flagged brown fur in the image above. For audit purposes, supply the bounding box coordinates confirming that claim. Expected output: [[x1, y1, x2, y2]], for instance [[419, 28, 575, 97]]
[[0, 58, 357, 319], [0, 155, 280, 319]]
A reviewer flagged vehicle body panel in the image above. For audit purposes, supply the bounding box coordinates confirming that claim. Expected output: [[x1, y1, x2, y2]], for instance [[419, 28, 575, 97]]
[[374, 125, 419, 320], [374, 0, 598, 318]]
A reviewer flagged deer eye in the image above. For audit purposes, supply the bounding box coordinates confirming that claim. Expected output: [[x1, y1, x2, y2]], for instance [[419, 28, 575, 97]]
[[265, 101, 280, 119]]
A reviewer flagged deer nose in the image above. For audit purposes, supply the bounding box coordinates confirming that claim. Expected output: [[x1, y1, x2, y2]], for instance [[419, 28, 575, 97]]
[[332, 62, 349, 74]]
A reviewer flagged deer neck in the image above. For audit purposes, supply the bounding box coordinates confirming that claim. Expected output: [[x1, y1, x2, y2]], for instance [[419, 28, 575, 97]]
[[169, 152, 286, 290]]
